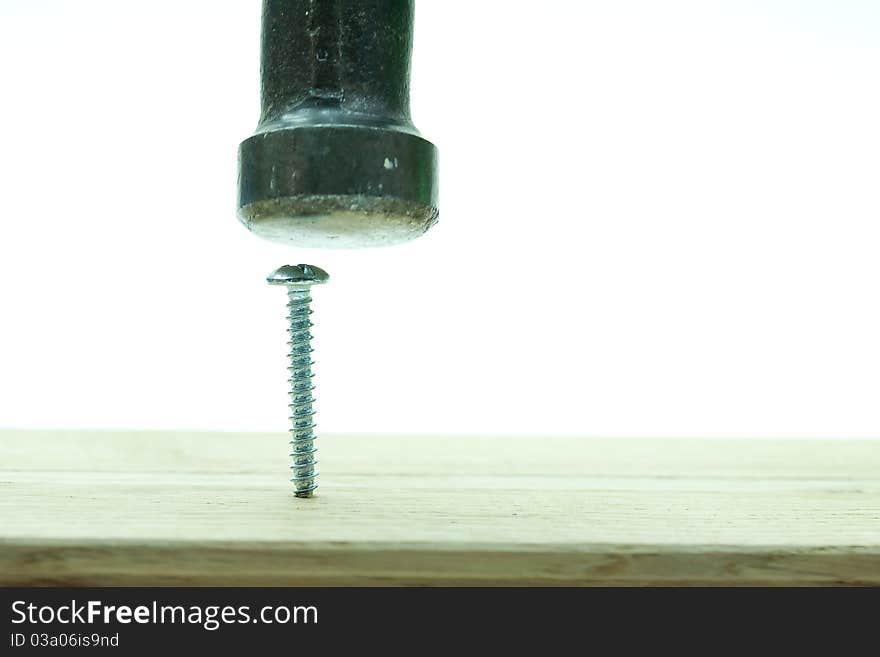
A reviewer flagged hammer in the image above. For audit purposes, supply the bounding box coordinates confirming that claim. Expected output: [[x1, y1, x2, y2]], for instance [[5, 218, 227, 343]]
[[238, 0, 439, 249]]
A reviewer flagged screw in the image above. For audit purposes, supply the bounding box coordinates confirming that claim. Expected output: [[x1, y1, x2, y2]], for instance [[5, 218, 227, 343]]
[[268, 264, 330, 498]]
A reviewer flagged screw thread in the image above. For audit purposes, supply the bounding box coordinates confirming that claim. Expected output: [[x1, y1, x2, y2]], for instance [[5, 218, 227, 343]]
[[286, 288, 318, 497]]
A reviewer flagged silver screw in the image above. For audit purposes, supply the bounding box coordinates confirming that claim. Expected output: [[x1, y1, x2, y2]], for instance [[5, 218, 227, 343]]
[[268, 264, 330, 498]]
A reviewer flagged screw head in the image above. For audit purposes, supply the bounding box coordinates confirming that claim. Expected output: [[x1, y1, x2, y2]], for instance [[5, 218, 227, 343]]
[[267, 264, 330, 288]]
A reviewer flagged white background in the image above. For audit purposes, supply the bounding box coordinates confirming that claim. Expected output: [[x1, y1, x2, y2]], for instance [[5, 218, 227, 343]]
[[1, 0, 878, 437]]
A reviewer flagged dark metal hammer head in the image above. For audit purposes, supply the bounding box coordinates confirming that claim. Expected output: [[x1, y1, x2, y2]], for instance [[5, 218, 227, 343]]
[[238, 0, 439, 249]]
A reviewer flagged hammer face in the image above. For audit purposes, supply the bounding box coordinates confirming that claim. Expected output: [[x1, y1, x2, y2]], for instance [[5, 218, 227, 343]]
[[240, 207, 435, 250]]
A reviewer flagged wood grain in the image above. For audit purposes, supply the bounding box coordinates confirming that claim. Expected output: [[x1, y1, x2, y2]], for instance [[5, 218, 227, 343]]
[[1, 431, 879, 585]]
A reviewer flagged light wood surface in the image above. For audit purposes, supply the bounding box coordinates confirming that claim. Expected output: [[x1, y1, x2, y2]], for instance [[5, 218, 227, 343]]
[[1, 430, 879, 585]]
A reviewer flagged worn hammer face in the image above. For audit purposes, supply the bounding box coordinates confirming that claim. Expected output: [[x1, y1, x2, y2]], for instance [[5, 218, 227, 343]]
[[237, 0, 439, 249]]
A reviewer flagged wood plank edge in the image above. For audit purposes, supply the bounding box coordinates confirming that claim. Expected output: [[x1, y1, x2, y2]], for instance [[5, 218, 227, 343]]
[[2, 539, 878, 586]]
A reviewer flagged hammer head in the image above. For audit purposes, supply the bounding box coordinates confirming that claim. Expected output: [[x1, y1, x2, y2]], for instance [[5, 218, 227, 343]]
[[239, 124, 438, 249], [237, 0, 439, 249]]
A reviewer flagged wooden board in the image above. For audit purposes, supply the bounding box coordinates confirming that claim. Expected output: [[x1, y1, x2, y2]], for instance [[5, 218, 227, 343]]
[[1, 430, 879, 586]]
